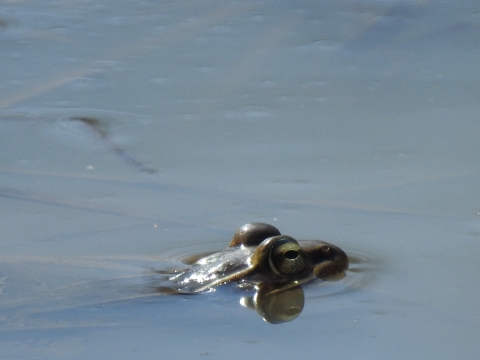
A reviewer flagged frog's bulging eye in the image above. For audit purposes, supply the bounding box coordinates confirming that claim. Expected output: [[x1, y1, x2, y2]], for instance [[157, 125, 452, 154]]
[[269, 238, 306, 276]]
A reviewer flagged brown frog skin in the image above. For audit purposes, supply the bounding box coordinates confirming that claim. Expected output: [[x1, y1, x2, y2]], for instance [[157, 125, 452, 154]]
[[165, 223, 348, 294]]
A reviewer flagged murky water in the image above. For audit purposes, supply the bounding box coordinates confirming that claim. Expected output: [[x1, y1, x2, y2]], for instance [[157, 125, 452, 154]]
[[1, 0, 480, 359]]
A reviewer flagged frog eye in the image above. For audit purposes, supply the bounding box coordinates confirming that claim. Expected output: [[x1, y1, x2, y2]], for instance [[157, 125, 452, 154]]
[[269, 238, 306, 276]]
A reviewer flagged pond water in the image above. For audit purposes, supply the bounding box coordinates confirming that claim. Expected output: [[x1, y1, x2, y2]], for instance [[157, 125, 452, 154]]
[[1, 0, 479, 358]]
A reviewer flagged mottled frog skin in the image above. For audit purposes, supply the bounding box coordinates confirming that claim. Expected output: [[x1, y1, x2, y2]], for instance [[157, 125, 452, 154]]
[[164, 223, 348, 294]]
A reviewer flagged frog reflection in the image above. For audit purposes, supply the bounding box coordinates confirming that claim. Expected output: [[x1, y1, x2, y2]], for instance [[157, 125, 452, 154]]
[[238, 282, 306, 323], [157, 223, 348, 322]]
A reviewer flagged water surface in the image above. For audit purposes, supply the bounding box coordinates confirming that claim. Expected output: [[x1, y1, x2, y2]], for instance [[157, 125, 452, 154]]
[[1, 0, 479, 358]]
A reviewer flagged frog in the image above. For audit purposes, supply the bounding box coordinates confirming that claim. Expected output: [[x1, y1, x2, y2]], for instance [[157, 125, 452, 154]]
[[161, 222, 349, 295]]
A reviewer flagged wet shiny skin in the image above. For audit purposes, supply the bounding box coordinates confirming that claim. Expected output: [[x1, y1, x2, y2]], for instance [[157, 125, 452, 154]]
[[165, 223, 349, 294]]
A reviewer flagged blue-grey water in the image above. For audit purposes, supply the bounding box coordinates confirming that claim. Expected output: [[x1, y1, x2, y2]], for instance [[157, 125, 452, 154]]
[[1, 1, 479, 359]]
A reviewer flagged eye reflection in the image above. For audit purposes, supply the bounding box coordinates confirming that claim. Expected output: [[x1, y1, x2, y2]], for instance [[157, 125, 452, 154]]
[[240, 283, 305, 324]]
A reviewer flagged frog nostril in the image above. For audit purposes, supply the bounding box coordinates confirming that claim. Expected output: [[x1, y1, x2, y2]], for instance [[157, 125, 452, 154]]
[[284, 250, 299, 260]]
